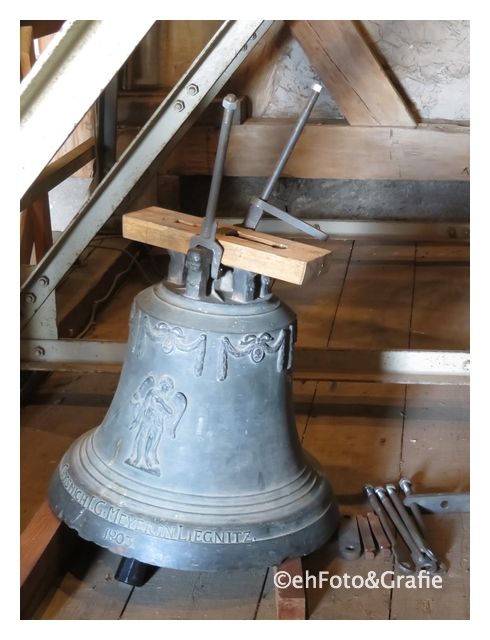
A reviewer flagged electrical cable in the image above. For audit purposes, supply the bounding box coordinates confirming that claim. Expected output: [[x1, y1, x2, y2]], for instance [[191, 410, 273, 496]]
[[74, 247, 159, 340], [87, 243, 155, 285]]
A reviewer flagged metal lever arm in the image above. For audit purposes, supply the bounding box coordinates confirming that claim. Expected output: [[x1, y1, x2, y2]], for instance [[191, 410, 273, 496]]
[[189, 93, 237, 278], [259, 83, 322, 203], [243, 83, 324, 236], [249, 197, 326, 240]]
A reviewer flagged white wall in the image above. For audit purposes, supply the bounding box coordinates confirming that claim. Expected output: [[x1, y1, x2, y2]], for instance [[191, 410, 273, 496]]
[[256, 20, 469, 122]]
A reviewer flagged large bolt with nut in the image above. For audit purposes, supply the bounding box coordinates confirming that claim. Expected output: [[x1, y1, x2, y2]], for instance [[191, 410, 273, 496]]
[[222, 94, 238, 111], [399, 477, 426, 535]]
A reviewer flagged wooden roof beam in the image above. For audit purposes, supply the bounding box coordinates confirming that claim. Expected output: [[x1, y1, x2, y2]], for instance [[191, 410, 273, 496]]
[[288, 20, 417, 127]]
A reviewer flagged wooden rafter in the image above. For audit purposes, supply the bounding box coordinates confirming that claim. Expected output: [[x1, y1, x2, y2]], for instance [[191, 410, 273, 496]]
[[153, 122, 469, 182], [288, 20, 416, 127]]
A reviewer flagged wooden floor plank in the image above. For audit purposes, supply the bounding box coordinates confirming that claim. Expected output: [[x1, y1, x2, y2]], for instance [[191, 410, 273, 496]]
[[410, 245, 469, 349], [280, 241, 417, 619], [302, 240, 415, 498], [400, 385, 469, 492], [389, 513, 469, 620], [328, 242, 416, 349], [257, 550, 394, 620], [389, 241, 469, 620], [36, 544, 132, 620], [274, 239, 353, 348], [21, 403, 108, 530], [32, 371, 119, 408], [20, 428, 73, 532], [123, 568, 267, 620], [303, 382, 406, 501]]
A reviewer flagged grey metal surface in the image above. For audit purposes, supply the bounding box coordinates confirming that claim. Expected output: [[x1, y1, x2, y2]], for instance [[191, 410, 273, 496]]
[[291, 348, 470, 385], [374, 486, 430, 570], [20, 341, 470, 385], [222, 217, 470, 241], [48, 282, 338, 570], [248, 84, 322, 210], [385, 484, 443, 572], [189, 94, 237, 279], [399, 477, 427, 536], [21, 291, 58, 340], [21, 20, 274, 332], [20, 20, 154, 197], [403, 492, 470, 513], [247, 198, 327, 240], [243, 84, 327, 240], [337, 514, 362, 560], [364, 485, 414, 573]]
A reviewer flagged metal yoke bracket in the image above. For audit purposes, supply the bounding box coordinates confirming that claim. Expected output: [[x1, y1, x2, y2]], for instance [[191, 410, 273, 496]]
[[247, 197, 327, 240]]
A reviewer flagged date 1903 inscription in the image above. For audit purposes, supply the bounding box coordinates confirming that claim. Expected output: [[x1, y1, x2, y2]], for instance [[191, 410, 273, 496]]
[[60, 464, 253, 544]]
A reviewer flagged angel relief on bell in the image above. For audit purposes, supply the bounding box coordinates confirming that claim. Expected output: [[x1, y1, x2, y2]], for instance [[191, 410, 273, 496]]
[[125, 374, 187, 476]]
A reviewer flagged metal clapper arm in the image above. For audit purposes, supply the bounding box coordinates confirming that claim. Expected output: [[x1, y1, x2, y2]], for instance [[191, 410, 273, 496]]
[[242, 83, 327, 240]]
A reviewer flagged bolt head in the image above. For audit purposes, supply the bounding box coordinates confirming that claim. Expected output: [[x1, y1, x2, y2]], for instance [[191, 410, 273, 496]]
[[399, 478, 412, 494], [174, 100, 185, 112], [25, 292, 36, 303], [222, 94, 238, 111], [364, 484, 375, 496], [39, 275, 50, 287], [34, 346, 45, 357], [187, 84, 199, 96]]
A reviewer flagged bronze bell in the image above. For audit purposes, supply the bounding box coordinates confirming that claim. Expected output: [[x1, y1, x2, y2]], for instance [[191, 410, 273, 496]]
[[48, 89, 339, 576], [48, 276, 338, 571]]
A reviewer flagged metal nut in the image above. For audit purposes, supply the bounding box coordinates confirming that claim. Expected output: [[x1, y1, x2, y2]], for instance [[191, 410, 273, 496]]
[[25, 292, 37, 303], [34, 346, 45, 357], [39, 275, 50, 287], [174, 100, 185, 112], [187, 84, 199, 96], [222, 94, 238, 111]]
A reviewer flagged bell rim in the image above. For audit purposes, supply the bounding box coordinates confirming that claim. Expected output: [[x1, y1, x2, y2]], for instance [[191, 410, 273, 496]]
[[48, 471, 339, 571]]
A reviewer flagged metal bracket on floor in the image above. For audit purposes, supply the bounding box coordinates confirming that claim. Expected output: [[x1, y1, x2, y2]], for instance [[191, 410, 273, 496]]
[[20, 341, 470, 386], [20, 20, 274, 335], [223, 218, 470, 242]]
